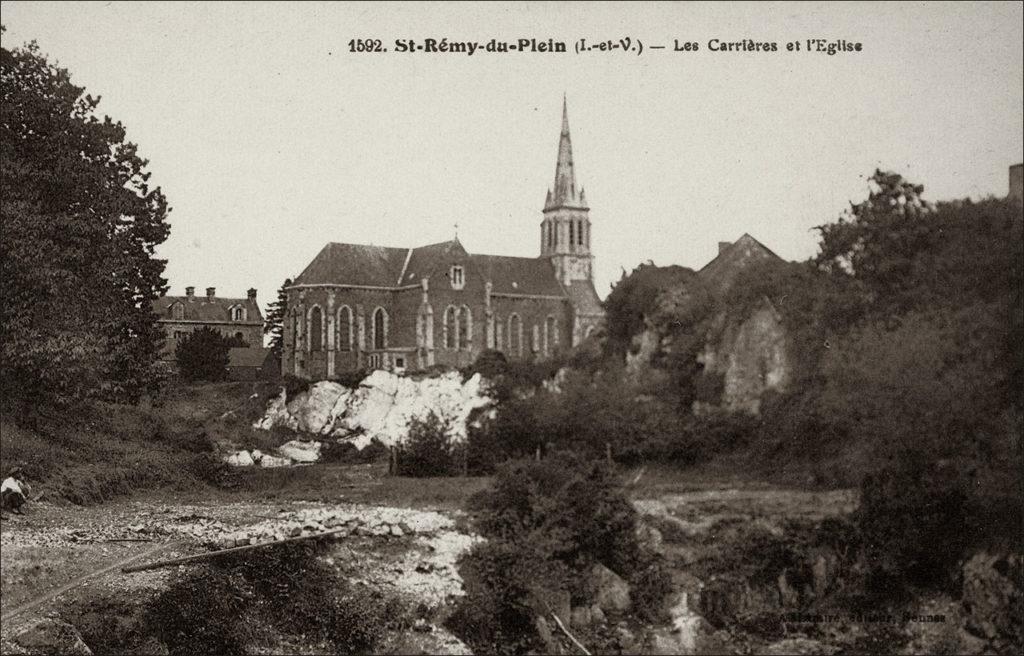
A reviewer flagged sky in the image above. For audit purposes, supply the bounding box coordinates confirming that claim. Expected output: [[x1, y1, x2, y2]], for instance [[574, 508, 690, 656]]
[[2, 1, 1022, 310]]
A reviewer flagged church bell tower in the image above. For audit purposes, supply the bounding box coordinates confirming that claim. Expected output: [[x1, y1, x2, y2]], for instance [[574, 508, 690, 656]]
[[541, 97, 593, 287]]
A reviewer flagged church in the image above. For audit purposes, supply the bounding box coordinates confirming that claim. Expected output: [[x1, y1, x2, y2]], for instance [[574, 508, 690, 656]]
[[282, 100, 605, 379]]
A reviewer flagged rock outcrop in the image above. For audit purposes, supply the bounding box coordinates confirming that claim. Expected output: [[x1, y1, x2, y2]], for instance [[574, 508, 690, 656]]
[[255, 370, 493, 449]]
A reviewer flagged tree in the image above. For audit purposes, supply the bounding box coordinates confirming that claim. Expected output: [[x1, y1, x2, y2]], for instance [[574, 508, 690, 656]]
[[175, 327, 230, 382], [1, 33, 171, 418], [264, 278, 291, 357]]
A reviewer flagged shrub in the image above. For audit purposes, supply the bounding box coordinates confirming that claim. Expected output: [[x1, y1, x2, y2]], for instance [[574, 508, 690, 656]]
[[397, 411, 460, 477], [857, 455, 969, 592], [175, 327, 231, 382], [320, 437, 388, 464], [332, 368, 367, 389], [450, 454, 670, 653]]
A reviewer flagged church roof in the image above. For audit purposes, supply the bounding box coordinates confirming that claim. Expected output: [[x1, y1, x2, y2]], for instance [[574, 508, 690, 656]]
[[566, 280, 604, 316], [156, 294, 263, 323], [470, 254, 567, 296], [294, 242, 410, 287], [400, 239, 469, 285]]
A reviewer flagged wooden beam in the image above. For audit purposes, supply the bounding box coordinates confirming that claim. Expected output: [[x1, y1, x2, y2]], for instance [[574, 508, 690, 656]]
[[122, 527, 349, 574]]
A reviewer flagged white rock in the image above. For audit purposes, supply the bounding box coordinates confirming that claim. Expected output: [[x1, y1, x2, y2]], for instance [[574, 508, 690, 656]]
[[278, 440, 322, 463], [225, 451, 255, 467]]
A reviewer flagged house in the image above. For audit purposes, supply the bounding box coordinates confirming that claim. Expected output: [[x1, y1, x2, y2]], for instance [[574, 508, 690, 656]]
[[155, 286, 265, 364], [282, 99, 605, 379]]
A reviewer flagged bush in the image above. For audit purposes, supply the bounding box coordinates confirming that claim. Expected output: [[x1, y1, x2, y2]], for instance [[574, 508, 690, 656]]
[[175, 327, 231, 382], [857, 455, 969, 592], [449, 454, 670, 654], [396, 411, 462, 477]]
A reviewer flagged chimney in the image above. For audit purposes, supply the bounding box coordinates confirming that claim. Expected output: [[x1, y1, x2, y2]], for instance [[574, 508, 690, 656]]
[[718, 241, 733, 255], [206, 287, 216, 301], [185, 286, 195, 299]]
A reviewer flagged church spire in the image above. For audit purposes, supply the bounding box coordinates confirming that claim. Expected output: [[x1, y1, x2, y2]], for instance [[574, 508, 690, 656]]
[[546, 95, 586, 210]]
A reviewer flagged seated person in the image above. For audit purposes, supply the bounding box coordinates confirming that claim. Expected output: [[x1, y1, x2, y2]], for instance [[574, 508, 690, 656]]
[[1, 467, 31, 515]]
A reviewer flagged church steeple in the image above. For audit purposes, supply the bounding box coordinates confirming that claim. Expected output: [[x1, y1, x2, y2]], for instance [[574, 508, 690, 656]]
[[545, 96, 587, 211], [540, 96, 593, 286]]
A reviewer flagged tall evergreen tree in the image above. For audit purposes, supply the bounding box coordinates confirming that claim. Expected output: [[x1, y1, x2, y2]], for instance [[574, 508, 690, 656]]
[[264, 278, 291, 357], [1, 33, 171, 417]]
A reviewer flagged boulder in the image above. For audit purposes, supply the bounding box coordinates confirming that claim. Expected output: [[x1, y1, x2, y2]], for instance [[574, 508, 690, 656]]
[[259, 454, 291, 468], [962, 551, 1023, 646], [278, 440, 322, 463], [570, 606, 592, 628], [225, 450, 254, 467], [14, 618, 92, 655], [590, 563, 631, 613]]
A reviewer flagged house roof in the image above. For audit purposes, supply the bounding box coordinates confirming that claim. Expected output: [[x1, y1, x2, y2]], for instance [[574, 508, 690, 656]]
[[471, 254, 567, 296], [698, 233, 784, 295], [228, 347, 273, 368], [156, 295, 263, 323]]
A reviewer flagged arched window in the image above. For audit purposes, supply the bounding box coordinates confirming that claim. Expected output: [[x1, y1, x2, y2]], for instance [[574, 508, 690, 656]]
[[508, 314, 522, 357], [372, 307, 387, 350], [531, 324, 540, 353], [458, 306, 472, 350], [231, 306, 246, 321], [291, 311, 300, 350], [569, 221, 575, 247], [309, 306, 323, 352], [444, 305, 458, 349], [171, 303, 184, 320], [337, 306, 352, 351], [545, 316, 557, 355]]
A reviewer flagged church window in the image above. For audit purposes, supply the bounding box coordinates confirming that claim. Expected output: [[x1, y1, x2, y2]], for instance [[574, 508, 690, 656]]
[[544, 316, 557, 355], [372, 307, 388, 350], [309, 307, 323, 352], [458, 306, 472, 350], [444, 305, 458, 349], [508, 314, 522, 357], [337, 306, 352, 351], [531, 324, 540, 353], [569, 221, 575, 247], [450, 265, 465, 290], [171, 303, 184, 320], [291, 311, 300, 350], [578, 220, 585, 246]]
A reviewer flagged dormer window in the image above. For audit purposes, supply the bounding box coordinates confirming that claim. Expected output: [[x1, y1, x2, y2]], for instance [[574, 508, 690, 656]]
[[170, 302, 184, 320], [231, 306, 246, 321], [450, 265, 465, 290]]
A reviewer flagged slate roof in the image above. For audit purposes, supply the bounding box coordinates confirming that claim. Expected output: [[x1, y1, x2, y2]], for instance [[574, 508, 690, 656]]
[[293, 239, 572, 298], [566, 280, 604, 315], [698, 233, 784, 296], [228, 347, 274, 368], [156, 295, 263, 323], [470, 254, 567, 296], [294, 243, 410, 287]]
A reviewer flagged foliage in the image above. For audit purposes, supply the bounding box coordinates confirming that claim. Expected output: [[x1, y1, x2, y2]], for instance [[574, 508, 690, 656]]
[[602, 263, 697, 356], [175, 326, 231, 382], [263, 278, 291, 358], [319, 437, 388, 464], [0, 36, 170, 419], [450, 454, 668, 654], [397, 411, 462, 477]]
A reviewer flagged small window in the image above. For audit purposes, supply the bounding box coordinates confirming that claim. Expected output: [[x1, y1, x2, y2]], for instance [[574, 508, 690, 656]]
[[395, 357, 406, 368], [450, 265, 465, 290], [368, 353, 383, 370], [231, 306, 246, 321], [171, 303, 184, 320], [174, 330, 185, 340]]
